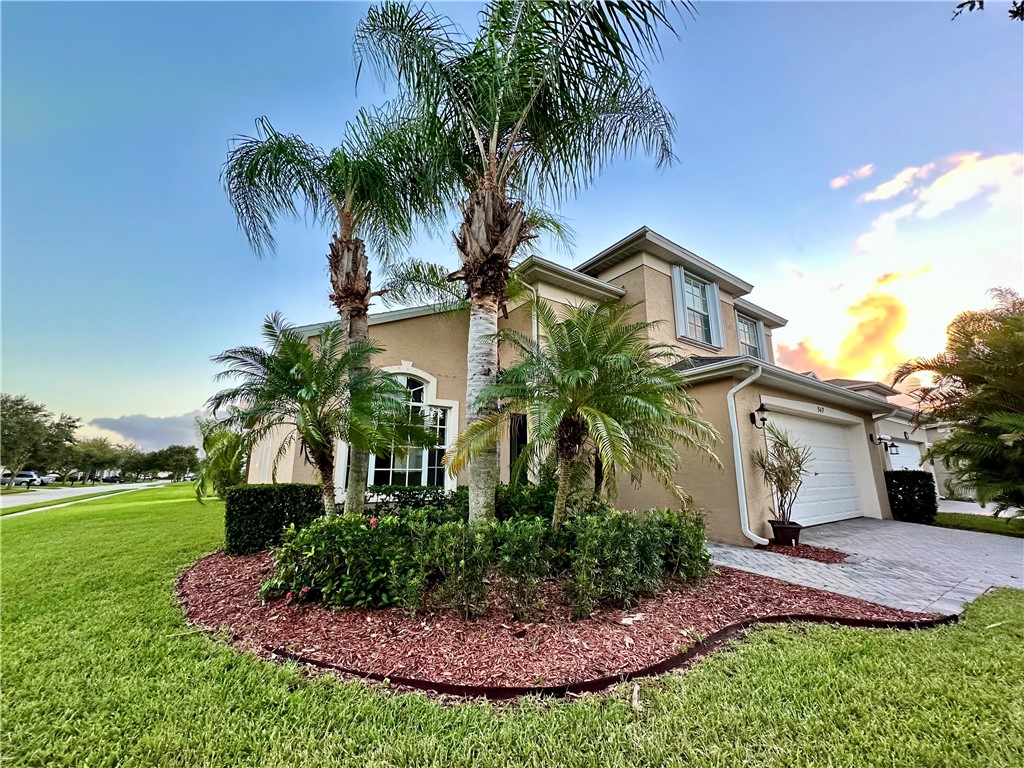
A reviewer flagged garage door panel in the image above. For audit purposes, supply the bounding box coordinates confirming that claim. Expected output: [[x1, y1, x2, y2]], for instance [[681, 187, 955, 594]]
[[889, 441, 923, 472], [767, 412, 864, 527]]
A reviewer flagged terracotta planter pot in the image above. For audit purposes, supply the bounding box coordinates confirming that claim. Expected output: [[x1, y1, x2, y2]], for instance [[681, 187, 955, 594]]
[[769, 519, 803, 546]]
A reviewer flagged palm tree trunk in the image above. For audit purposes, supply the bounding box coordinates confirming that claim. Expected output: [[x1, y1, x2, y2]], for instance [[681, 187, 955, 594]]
[[313, 452, 337, 516], [466, 294, 500, 521], [328, 230, 374, 516], [454, 177, 530, 523], [552, 455, 576, 531]]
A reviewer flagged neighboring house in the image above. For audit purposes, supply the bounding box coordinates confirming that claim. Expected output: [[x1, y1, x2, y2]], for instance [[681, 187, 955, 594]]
[[248, 226, 905, 547]]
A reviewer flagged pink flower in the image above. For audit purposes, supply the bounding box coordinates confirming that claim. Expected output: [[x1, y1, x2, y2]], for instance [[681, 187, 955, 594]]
[[285, 591, 293, 601], [369, 517, 379, 528]]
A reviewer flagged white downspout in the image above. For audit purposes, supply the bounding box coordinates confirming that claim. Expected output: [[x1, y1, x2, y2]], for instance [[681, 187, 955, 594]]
[[726, 366, 769, 545]]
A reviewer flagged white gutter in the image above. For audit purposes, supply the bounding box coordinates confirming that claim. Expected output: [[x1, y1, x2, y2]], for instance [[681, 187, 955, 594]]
[[725, 365, 770, 545]]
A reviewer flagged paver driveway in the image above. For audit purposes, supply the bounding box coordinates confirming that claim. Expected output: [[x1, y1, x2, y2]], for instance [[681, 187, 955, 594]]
[[710, 518, 1024, 615]]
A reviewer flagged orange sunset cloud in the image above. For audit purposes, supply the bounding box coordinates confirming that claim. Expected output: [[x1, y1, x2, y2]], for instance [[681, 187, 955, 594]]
[[776, 276, 910, 382]]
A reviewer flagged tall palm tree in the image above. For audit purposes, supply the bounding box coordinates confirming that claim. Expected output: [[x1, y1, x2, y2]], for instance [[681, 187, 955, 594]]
[[445, 300, 720, 529], [222, 108, 449, 514], [356, 0, 686, 521], [208, 313, 434, 514]]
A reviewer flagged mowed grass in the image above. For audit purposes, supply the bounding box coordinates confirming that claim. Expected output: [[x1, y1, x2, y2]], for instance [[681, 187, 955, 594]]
[[1, 487, 137, 516], [935, 512, 1024, 539], [2, 485, 1023, 767]]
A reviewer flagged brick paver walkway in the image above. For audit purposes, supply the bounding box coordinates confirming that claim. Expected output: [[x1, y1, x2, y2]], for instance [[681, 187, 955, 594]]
[[710, 518, 1023, 615]]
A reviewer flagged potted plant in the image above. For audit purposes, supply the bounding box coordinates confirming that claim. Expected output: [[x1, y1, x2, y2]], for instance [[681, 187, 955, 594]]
[[751, 423, 812, 546]]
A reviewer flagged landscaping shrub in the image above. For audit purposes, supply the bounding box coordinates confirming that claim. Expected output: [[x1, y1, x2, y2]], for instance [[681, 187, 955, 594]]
[[649, 507, 713, 582], [260, 514, 408, 608], [495, 475, 558, 522], [493, 516, 550, 620], [433, 521, 493, 619], [385, 509, 435, 614], [884, 470, 939, 525], [223, 483, 324, 555], [564, 510, 667, 619]]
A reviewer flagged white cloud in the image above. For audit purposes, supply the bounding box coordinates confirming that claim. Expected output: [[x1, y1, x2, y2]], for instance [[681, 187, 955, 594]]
[[830, 163, 875, 189], [915, 152, 1024, 219], [858, 164, 934, 203]]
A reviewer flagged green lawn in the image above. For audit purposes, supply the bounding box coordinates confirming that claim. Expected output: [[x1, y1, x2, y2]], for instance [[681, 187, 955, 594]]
[[1, 485, 35, 496], [3, 485, 1023, 767], [0, 487, 137, 516], [935, 512, 1024, 539]]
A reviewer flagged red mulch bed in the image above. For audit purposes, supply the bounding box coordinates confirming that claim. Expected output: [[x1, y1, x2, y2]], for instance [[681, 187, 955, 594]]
[[757, 543, 850, 564], [177, 551, 934, 690]]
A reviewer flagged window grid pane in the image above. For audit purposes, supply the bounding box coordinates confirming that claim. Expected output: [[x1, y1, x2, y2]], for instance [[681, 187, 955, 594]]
[[738, 318, 761, 358], [370, 375, 449, 488], [683, 277, 712, 344]]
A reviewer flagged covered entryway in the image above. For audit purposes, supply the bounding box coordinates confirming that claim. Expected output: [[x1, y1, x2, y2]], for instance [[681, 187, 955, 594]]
[[767, 411, 864, 527]]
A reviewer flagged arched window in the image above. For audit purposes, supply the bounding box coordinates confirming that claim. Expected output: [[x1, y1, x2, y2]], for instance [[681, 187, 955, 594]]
[[368, 375, 450, 487]]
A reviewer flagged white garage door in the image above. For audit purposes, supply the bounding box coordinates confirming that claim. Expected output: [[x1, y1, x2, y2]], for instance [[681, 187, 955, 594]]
[[888, 440, 923, 472], [767, 413, 864, 527]]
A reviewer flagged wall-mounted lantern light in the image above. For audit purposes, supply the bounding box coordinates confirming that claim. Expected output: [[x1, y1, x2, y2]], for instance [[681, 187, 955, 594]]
[[750, 403, 770, 430]]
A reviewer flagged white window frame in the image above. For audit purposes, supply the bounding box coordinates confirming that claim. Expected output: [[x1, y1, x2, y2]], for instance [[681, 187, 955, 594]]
[[672, 266, 723, 348], [333, 362, 459, 500], [736, 313, 768, 360]]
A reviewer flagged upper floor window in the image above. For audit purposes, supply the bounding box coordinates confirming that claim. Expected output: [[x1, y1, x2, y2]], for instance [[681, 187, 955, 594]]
[[737, 314, 767, 360], [672, 266, 723, 347], [684, 277, 713, 344]]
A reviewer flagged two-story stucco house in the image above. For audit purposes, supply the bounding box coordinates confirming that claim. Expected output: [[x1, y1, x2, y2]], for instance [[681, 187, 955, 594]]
[[248, 227, 902, 547]]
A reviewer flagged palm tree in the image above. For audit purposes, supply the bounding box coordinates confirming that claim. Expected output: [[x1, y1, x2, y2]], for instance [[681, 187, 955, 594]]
[[445, 300, 720, 529], [356, 0, 686, 521], [222, 108, 448, 514], [208, 313, 434, 514], [194, 417, 247, 502], [893, 288, 1024, 515]]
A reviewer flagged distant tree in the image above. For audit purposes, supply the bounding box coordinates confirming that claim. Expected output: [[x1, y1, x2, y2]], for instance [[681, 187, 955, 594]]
[[951, 1, 1023, 21], [1, 394, 52, 486], [73, 438, 121, 484], [117, 443, 147, 480], [1, 395, 80, 486], [893, 288, 1024, 515], [194, 418, 246, 501], [150, 445, 200, 482]]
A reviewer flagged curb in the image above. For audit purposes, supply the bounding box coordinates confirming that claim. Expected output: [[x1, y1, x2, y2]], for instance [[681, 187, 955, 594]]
[[265, 611, 959, 700]]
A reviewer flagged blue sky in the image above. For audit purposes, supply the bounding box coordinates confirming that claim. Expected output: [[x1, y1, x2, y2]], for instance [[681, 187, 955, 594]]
[[2, 1, 1022, 449]]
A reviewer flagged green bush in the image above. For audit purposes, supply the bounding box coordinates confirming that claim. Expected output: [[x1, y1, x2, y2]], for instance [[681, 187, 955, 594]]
[[433, 521, 493, 619], [495, 475, 558, 522], [885, 470, 939, 525], [385, 509, 434, 614], [493, 516, 550, 620], [260, 514, 408, 608], [649, 508, 713, 582], [564, 510, 667, 619], [223, 484, 325, 555]]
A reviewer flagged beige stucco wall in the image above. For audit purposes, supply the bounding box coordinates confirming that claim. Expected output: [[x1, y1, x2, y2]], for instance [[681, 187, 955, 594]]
[[610, 376, 894, 547]]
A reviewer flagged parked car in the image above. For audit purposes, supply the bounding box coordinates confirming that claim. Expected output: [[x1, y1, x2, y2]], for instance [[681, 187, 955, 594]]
[[2, 471, 43, 487], [101, 476, 125, 484], [37, 473, 56, 485]]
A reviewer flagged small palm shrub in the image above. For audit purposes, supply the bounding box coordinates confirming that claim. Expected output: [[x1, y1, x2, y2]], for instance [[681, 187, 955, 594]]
[[564, 511, 669, 619], [751, 423, 813, 523], [432, 521, 493, 619], [493, 517, 550, 620], [649, 508, 713, 582]]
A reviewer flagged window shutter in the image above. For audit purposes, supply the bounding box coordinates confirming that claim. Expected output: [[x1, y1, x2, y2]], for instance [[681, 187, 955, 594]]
[[671, 265, 688, 339], [707, 281, 723, 347]]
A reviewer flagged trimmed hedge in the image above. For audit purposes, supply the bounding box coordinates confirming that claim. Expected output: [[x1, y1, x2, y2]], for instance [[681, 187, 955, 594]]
[[884, 470, 939, 525], [224, 484, 325, 555]]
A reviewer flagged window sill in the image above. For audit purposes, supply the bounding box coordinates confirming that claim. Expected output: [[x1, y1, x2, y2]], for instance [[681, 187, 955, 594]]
[[676, 336, 724, 353]]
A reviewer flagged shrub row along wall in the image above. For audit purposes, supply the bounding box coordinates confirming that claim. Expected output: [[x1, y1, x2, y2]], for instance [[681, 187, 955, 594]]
[[224, 484, 324, 555], [884, 470, 939, 525], [260, 505, 713, 621]]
